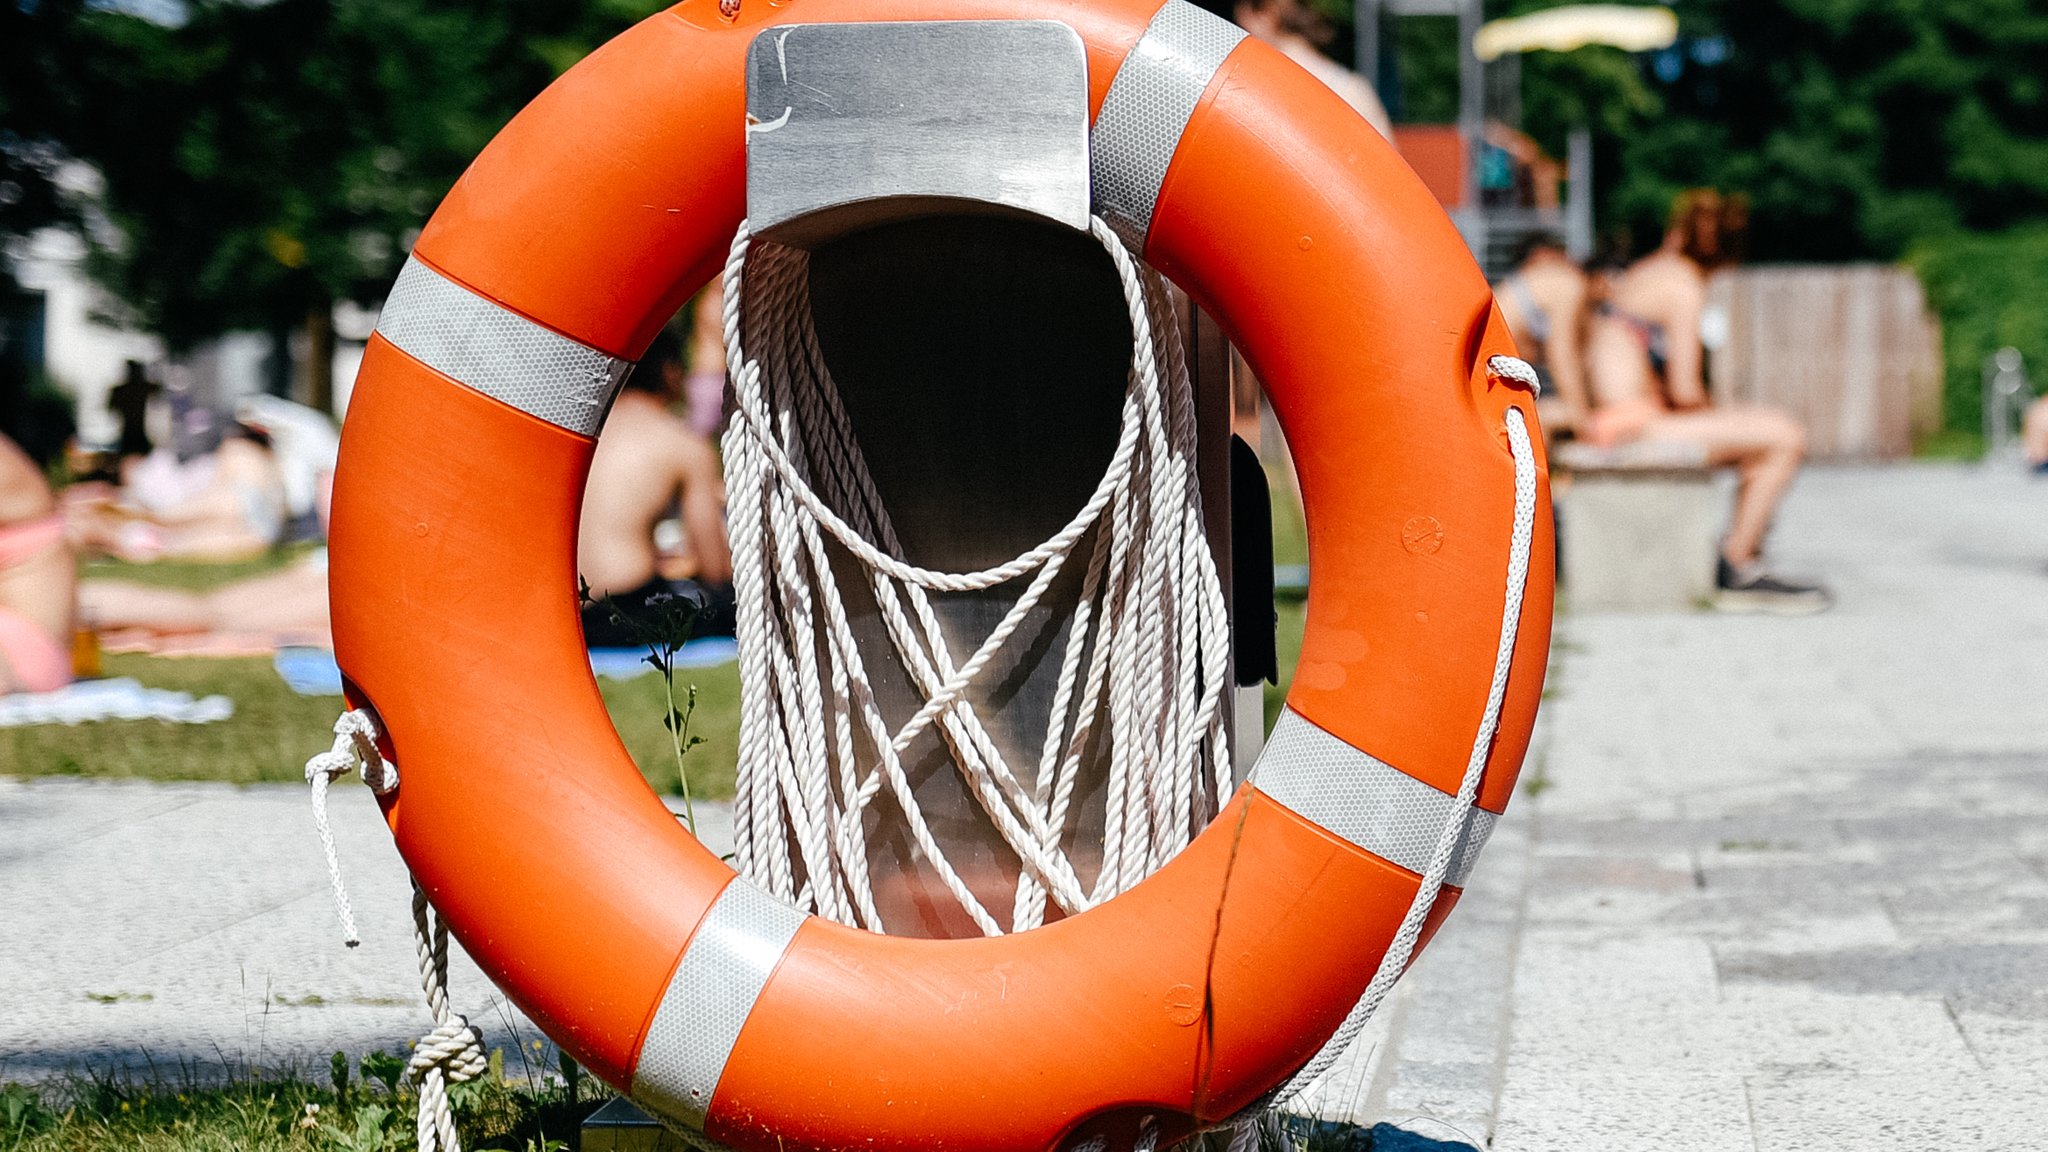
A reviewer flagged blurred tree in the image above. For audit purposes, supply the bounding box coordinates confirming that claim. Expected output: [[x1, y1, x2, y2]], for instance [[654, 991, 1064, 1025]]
[[1308, 0, 2048, 263], [1606, 0, 2048, 260], [0, 2, 89, 293], [0, 0, 664, 410]]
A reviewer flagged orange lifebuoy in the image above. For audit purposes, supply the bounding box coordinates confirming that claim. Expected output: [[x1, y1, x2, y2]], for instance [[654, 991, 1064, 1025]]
[[329, 1, 1553, 1148]]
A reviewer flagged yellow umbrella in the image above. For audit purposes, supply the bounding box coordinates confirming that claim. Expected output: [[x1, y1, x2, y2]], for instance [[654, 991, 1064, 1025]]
[[1474, 4, 1680, 62]]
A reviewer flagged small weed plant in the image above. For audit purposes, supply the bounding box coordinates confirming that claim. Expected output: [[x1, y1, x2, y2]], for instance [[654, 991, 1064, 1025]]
[[580, 580, 709, 834]]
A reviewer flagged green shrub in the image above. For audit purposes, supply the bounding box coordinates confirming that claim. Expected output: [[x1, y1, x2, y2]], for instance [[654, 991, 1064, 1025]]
[[1910, 224, 2048, 440]]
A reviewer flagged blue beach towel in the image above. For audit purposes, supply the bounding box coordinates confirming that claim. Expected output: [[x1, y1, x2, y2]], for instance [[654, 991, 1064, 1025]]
[[274, 640, 740, 697]]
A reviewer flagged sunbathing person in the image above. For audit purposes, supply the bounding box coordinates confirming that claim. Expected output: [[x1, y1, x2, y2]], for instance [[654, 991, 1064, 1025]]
[[67, 405, 288, 563], [1585, 190, 1830, 613], [0, 432, 76, 694], [579, 329, 734, 646], [79, 553, 329, 655], [1496, 232, 1594, 438]]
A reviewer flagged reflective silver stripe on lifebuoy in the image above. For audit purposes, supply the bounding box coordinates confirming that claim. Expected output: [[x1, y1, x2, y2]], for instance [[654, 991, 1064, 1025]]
[[373, 257, 631, 438], [1252, 708, 1499, 887], [1089, 0, 1248, 250], [631, 877, 808, 1130]]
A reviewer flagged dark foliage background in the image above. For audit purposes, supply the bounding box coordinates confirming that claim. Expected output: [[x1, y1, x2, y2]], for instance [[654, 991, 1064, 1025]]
[[7, 0, 2048, 431]]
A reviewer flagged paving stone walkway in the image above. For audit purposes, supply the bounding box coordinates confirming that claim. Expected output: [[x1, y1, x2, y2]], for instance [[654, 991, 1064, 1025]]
[[1302, 463, 2048, 1149], [4, 464, 2044, 1152], [0, 775, 728, 1082]]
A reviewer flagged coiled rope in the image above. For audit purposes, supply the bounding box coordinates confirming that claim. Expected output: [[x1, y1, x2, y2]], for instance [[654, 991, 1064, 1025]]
[[719, 216, 1232, 935], [306, 713, 485, 1152], [304, 239, 1538, 1146]]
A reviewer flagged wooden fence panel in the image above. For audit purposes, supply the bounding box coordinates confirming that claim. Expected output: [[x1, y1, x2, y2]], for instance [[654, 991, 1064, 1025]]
[[1707, 265, 1943, 460]]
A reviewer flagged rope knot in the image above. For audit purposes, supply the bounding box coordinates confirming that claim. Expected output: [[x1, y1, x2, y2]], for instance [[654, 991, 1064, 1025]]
[[408, 1015, 489, 1085], [306, 709, 398, 794], [305, 709, 398, 947]]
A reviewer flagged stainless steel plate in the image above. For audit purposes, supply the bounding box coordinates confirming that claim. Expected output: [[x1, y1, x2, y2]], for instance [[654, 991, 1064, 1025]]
[[745, 20, 1092, 246]]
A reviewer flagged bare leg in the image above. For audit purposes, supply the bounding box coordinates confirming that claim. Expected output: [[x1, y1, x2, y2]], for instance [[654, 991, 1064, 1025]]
[[79, 580, 214, 634], [2024, 396, 2048, 467], [1639, 405, 1807, 566], [82, 560, 328, 636]]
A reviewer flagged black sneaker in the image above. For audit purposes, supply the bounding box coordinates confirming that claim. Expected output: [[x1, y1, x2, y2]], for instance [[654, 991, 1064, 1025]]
[[1715, 557, 1833, 615]]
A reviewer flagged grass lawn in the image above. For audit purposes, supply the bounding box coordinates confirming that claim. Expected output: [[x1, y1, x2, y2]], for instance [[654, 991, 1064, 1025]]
[[14, 475, 1306, 791], [0, 652, 741, 800], [2, 1055, 602, 1152], [80, 546, 318, 592], [0, 1066, 1370, 1152], [1266, 466, 1308, 731]]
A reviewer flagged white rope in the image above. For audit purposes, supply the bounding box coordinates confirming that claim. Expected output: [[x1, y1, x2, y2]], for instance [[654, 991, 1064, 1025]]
[[305, 709, 397, 947], [408, 880, 489, 1152], [1254, 375, 1540, 1114], [720, 217, 1231, 934], [303, 709, 484, 1152]]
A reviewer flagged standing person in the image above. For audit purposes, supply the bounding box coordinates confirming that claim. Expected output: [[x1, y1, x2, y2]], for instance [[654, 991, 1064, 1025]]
[[1496, 232, 1594, 436], [0, 432, 75, 694], [578, 329, 734, 645], [1226, 0, 1393, 139], [1586, 190, 1830, 613], [107, 360, 159, 462]]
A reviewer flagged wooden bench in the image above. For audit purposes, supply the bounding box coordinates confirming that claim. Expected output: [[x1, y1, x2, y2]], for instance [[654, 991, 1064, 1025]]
[[1551, 440, 1720, 613]]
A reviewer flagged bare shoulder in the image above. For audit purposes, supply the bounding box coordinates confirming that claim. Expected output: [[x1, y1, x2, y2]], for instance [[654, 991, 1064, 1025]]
[[0, 435, 53, 518], [661, 416, 720, 476], [1530, 260, 1589, 305]]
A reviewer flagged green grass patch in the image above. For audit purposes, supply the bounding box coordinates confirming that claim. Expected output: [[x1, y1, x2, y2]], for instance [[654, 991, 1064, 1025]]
[[1262, 464, 1309, 734], [1913, 427, 1986, 461], [1267, 464, 1307, 569], [0, 654, 343, 784], [2, 1048, 600, 1152], [80, 546, 319, 593], [0, 652, 741, 801], [1, 1071, 1409, 1152]]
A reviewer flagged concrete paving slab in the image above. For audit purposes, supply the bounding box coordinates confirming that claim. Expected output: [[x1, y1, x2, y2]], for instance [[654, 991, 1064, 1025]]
[[0, 773, 730, 1083], [1314, 465, 2048, 1149], [4, 463, 2045, 1152]]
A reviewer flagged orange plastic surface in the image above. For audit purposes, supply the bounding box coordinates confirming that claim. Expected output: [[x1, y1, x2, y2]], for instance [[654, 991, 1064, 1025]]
[[1148, 46, 1553, 814], [331, 340, 736, 1085], [330, 0, 1554, 1146]]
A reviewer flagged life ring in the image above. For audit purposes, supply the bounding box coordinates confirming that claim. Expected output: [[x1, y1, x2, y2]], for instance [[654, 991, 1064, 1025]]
[[329, 0, 1554, 1148]]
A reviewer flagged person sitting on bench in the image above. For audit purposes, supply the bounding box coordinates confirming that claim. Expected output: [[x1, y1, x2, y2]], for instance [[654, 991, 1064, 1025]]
[[1497, 231, 1594, 441], [1585, 190, 1831, 614]]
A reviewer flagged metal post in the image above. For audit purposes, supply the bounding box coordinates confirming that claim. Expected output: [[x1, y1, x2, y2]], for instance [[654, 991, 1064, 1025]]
[[1457, 0, 1487, 260], [1566, 126, 1595, 262], [1355, 0, 1382, 91]]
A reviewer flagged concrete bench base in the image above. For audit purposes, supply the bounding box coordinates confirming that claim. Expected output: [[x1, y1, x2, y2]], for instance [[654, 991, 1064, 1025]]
[[1558, 465, 1722, 613]]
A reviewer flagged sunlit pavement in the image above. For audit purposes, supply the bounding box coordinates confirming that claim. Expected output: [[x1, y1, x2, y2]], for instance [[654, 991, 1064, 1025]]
[[0, 774, 730, 1082], [1304, 463, 2048, 1150], [6, 464, 2046, 1152]]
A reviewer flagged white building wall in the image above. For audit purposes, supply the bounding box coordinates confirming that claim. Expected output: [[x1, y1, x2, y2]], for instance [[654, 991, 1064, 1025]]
[[11, 229, 161, 446], [9, 228, 366, 439]]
